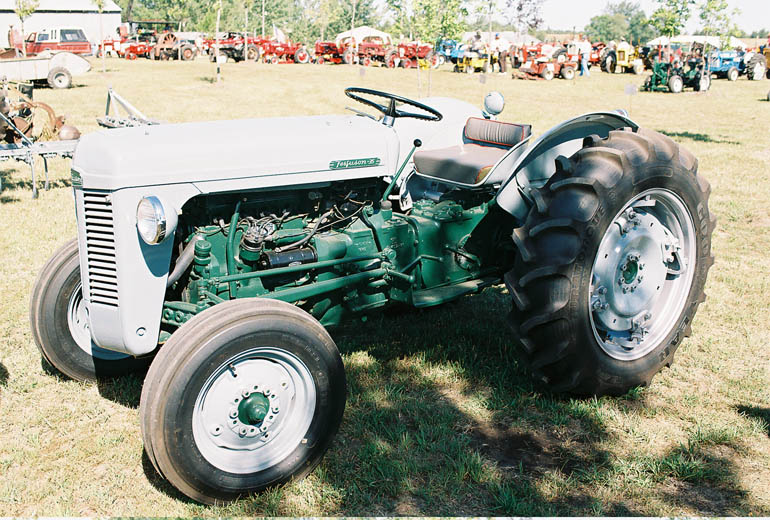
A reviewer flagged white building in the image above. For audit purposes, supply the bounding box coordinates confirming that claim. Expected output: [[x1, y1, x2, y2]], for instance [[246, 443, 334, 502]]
[[0, 0, 122, 47]]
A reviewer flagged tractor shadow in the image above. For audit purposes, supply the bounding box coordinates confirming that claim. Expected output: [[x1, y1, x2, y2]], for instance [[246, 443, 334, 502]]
[[300, 286, 757, 516], [93, 287, 758, 515], [0, 361, 8, 388], [736, 405, 770, 437], [657, 130, 740, 145]]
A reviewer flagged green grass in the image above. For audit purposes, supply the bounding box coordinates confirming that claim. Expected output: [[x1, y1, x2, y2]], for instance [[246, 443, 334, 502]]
[[1, 57, 769, 516]]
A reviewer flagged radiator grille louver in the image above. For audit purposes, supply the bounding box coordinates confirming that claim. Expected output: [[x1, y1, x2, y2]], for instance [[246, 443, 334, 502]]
[[83, 190, 119, 307]]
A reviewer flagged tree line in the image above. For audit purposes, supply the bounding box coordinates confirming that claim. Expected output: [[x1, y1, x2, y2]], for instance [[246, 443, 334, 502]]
[[584, 0, 759, 48]]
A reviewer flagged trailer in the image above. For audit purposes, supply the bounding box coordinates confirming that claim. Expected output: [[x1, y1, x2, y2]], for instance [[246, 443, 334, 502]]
[[0, 52, 90, 89]]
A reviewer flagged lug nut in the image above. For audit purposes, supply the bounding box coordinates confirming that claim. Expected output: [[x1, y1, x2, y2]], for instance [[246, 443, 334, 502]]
[[239, 426, 248, 436], [272, 406, 279, 413], [229, 408, 238, 419], [597, 286, 607, 295], [241, 389, 251, 398], [644, 312, 652, 320]]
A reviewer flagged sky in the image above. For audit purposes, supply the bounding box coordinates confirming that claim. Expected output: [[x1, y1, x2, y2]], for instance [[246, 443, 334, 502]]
[[539, 0, 768, 33]]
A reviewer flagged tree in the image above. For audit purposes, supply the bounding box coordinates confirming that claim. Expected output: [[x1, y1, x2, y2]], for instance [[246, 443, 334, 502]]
[[698, 0, 740, 48], [14, 0, 38, 57], [410, 0, 467, 41], [585, 13, 628, 42], [650, 0, 695, 37], [504, 0, 543, 33], [605, 1, 655, 44]]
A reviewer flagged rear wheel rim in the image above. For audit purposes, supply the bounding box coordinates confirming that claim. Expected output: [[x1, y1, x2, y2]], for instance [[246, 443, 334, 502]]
[[192, 347, 316, 474], [67, 282, 130, 361], [589, 188, 696, 361]]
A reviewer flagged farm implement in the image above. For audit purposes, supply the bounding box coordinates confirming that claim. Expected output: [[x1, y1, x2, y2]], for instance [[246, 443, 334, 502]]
[[31, 86, 714, 505]]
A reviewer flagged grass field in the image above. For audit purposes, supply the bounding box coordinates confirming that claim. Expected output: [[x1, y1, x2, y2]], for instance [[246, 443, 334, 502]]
[[0, 57, 769, 516]]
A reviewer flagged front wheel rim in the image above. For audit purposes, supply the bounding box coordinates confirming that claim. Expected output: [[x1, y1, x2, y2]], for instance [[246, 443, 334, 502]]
[[192, 347, 316, 474], [589, 188, 697, 361], [67, 282, 130, 361]]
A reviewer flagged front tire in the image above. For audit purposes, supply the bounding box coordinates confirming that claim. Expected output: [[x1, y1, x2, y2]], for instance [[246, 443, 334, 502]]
[[29, 238, 149, 382], [668, 74, 683, 93], [505, 127, 715, 396], [140, 298, 346, 504]]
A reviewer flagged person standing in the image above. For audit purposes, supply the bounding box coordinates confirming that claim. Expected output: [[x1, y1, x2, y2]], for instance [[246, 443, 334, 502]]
[[492, 33, 509, 74], [579, 33, 591, 77]]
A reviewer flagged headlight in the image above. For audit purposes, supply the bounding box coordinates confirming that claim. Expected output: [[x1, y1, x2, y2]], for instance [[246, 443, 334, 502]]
[[136, 196, 167, 244]]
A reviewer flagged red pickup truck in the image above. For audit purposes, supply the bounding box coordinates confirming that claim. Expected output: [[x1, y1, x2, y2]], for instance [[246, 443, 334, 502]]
[[25, 28, 92, 56]]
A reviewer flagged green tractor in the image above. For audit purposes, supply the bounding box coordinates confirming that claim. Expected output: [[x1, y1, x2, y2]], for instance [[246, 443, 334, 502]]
[[643, 53, 711, 93], [30, 88, 715, 504]]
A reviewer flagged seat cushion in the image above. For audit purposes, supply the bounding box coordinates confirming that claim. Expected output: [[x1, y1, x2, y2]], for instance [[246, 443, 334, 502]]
[[413, 143, 508, 185], [464, 117, 531, 148]]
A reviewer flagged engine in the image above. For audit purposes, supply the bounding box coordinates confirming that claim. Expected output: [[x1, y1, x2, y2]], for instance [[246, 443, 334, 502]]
[[161, 179, 515, 333]]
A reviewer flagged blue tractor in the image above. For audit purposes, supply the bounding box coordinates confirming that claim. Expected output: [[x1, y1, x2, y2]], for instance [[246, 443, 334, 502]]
[[707, 50, 746, 81], [435, 38, 461, 67]]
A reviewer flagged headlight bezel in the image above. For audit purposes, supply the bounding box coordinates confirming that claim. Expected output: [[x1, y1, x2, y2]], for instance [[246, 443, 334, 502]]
[[136, 196, 167, 245]]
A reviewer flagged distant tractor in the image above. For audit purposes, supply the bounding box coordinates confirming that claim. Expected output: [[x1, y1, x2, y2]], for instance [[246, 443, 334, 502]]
[[643, 54, 710, 93], [603, 41, 645, 74], [708, 50, 747, 81], [435, 38, 459, 67], [744, 47, 768, 80]]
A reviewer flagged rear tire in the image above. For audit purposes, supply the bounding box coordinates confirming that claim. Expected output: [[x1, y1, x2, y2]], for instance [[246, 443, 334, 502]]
[[246, 44, 260, 61], [29, 238, 150, 382], [746, 54, 766, 80], [140, 298, 346, 504], [47, 67, 72, 89], [505, 128, 715, 396], [603, 51, 616, 73], [385, 49, 398, 68], [294, 47, 310, 64]]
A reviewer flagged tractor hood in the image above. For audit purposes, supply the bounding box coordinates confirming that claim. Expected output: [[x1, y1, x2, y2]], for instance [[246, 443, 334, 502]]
[[72, 114, 399, 192]]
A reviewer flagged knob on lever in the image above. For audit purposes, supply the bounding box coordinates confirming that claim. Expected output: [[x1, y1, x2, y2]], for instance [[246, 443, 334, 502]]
[[381, 139, 422, 203]]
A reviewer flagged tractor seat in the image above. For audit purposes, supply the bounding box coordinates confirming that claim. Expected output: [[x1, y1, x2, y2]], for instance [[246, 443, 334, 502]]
[[413, 117, 531, 185]]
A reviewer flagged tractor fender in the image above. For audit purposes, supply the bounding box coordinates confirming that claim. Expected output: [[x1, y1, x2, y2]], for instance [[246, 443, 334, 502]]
[[495, 111, 638, 222]]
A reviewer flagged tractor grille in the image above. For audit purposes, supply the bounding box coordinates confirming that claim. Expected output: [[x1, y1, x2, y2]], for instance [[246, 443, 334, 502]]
[[82, 190, 119, 307]]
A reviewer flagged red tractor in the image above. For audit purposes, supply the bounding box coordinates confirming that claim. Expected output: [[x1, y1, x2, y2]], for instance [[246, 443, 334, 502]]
[[387, 42, 437, 68], [203, 32, 269, 62], [517, 48, 578, 80], [260, 40, 310, 64], [313, 41, 343, 64]]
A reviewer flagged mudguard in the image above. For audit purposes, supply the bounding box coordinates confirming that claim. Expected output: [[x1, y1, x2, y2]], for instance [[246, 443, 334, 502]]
[[495, 111, 638, 222]]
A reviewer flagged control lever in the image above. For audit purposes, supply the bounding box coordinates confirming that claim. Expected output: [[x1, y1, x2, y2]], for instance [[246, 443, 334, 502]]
[[381, 138, 422, 203]]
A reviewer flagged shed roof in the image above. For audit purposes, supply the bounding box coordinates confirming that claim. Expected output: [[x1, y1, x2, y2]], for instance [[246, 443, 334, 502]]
[[0, 0, 121, 13]]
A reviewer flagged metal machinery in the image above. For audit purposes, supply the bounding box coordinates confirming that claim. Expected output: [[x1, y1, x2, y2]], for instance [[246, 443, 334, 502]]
[[30, 88, 715, 505]]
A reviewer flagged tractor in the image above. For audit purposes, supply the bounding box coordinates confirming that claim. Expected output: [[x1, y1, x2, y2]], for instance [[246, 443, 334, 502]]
[[455, 48, 498, 73], [707, 50, 745, 81], [744, 46, 768, 80], [31, 87, 714, 505], [602, 41, 645, 74], [518, 52, 578, 80], [643, 49, 711, 93], [435, 38, 459, 67]]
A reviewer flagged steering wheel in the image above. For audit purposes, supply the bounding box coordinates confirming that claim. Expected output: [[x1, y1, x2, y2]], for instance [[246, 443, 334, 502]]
[[345, 87, 442, 125]]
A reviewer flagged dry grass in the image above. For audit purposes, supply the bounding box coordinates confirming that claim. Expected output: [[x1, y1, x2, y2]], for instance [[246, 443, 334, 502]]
[[0, 57, 769, 516]]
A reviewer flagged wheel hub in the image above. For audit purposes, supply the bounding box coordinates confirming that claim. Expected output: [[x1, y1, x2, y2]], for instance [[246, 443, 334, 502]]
[[192, 347, 316, 474], [589, 190, 696, 360]]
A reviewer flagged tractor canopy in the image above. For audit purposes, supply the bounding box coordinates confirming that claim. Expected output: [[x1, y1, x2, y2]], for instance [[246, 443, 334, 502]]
[[72, 114, 399, 191]]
